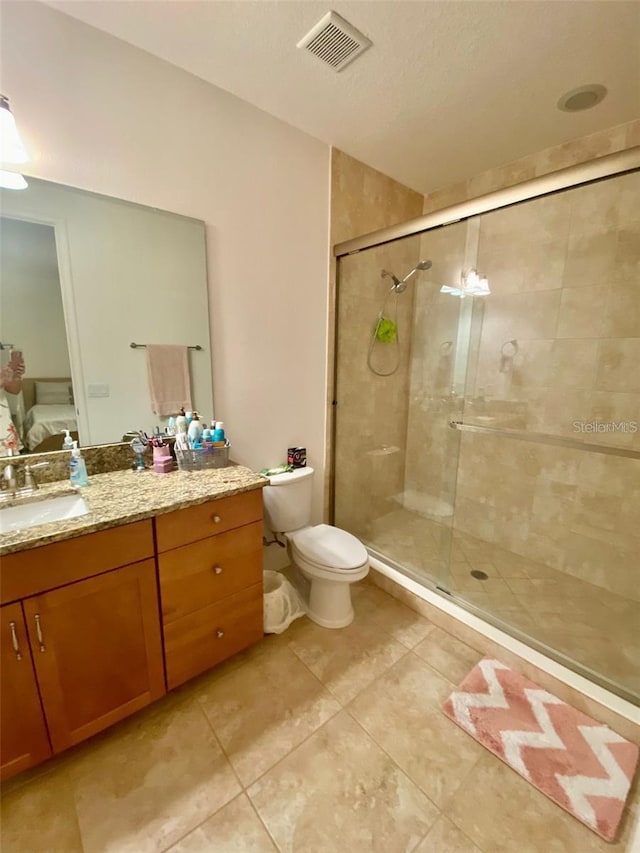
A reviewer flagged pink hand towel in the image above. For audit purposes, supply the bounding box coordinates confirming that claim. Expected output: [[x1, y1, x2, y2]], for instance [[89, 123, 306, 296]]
[[145, 345, 193, 416]]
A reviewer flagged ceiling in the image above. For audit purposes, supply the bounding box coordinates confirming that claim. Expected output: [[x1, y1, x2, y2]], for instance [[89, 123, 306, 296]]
[[46, 1, 640, 194]]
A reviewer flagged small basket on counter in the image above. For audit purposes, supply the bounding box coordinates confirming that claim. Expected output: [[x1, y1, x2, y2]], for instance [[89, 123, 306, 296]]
[[175, 441, 231, 471]]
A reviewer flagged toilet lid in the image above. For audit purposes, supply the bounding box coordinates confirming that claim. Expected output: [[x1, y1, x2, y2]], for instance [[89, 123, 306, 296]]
[[291, 524, 368, 571]]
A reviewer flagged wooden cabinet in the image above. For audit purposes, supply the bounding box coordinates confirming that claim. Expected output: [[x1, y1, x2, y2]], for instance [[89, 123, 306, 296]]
[[0, 603, 52, 781], [0, 487, 264, 779], [1, 520, 165, 774], [22, 561, 165, 752], [157, 491, 264, 690]]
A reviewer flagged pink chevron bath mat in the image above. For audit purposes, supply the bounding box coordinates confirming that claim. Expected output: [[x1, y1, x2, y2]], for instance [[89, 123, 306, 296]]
[[443, 658, 638, 842]]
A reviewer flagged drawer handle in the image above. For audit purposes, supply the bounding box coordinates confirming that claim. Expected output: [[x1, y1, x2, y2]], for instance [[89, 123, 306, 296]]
[[216, 629, 224, 639], [9, 621, 23, 661], [34, 614, 46, 652], [213, 565, 223, 575], [212, 514, 222, 524]]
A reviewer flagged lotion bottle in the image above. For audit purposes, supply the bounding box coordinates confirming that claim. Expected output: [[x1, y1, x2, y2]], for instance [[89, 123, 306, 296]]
[[188, 412, 203, 444], [62, 429, 74, 450]]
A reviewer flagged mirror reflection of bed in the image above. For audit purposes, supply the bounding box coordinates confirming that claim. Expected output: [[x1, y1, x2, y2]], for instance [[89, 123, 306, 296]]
[[20, 377, 78, 453]]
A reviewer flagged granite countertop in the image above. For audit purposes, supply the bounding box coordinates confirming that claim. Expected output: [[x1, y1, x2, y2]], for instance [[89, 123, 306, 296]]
[[0, 465, 267, 556]]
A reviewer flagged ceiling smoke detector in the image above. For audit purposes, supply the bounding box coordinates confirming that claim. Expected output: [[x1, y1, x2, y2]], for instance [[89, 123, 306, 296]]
[[297, 11, 371, 72], [557, 84, 608, 112]]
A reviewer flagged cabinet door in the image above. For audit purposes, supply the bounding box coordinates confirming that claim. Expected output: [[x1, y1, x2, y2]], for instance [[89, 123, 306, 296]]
[[23, 560, 165, 753], [0, 602, 52, 780]]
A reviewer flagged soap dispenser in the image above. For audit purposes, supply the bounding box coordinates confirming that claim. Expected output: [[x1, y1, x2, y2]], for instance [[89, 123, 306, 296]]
[[62, 429, 74, 450], [69, 441, 89, 487]]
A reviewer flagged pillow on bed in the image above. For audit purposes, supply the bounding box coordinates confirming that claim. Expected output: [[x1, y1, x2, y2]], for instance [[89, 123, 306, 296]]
[[34, 381, 73, 405]]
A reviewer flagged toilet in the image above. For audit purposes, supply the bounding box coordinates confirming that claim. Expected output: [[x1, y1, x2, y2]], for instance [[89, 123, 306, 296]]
[[263, 467, 369, 628]]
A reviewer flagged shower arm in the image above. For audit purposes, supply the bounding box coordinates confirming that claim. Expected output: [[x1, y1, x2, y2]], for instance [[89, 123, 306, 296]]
[[381, 269, 401, 288]]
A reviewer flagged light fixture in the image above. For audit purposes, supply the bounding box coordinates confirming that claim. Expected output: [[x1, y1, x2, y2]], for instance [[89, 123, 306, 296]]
[[0, 169, 27, 190], [440, 269, 490, 298], [0, 94, 29, 190], [557, 84, 607, 113]]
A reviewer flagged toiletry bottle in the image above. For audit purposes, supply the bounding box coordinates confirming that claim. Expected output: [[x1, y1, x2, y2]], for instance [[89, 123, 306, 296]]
[[175, 407, 188, 434], [188, 412, 203, 444], [69, 441, 89, 487], [62, 429, 74, 450], [212, 421, 225, 441]]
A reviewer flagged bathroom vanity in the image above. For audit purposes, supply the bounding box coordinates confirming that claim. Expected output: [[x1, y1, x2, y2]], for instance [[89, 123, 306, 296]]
[[0, 466, 265, 781]]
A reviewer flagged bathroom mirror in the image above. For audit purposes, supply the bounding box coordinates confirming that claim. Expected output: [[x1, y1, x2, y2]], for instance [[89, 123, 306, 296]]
[[0, 177, 213, 456]]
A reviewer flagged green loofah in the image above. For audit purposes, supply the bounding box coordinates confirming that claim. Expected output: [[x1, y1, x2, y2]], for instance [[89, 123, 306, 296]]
[[261, 464, 293, 477], [376, 317, 397, 343]]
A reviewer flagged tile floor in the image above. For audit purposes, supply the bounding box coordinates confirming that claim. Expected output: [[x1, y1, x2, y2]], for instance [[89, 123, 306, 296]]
[[1, 579, 638, 853], [365, 508, 640, 700]]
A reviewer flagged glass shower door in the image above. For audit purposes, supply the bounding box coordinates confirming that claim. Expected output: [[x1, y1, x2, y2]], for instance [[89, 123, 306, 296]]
[[334, 220, 475, 593]]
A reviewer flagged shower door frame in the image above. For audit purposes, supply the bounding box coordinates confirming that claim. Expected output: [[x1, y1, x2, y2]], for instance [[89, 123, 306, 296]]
[[330, 146, 640, 705]]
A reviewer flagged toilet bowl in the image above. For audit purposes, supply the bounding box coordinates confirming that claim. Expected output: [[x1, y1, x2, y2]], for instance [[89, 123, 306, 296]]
[[263, 468, 369, 629]]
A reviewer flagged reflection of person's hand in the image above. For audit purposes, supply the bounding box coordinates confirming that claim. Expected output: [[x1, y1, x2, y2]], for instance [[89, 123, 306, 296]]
[[0, 364, 13, 386], [11, 356, 25, 378], [1, 359, 24, 393]]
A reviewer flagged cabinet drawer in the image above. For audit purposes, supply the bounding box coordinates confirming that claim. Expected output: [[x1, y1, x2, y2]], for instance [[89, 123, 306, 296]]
[[1, 521, 154, 605], [155, 490, 263, 552], [164, 584, 263, 689], [159, 521, 263, 624]]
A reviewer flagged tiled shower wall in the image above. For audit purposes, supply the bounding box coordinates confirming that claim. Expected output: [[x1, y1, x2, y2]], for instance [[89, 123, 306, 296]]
[[330, 150, 423, 534]]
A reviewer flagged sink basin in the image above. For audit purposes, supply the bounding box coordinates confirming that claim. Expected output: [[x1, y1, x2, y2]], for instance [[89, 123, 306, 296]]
[[0, 493, 90, 534]]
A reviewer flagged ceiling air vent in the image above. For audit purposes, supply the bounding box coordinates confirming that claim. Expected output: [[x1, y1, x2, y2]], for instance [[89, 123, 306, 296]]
[[297, 11, 371, 72]]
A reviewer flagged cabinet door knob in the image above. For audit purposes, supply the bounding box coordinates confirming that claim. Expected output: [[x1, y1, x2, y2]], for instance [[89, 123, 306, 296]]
[[212, 514, 221, 524], [9, 621, 23, 661], [34, 614, 46, 652], [215, 629, 224, 639], [213, 565, 223, 575]]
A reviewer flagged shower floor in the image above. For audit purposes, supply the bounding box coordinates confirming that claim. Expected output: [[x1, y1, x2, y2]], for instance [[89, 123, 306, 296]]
[[360, 507, 640, 701]]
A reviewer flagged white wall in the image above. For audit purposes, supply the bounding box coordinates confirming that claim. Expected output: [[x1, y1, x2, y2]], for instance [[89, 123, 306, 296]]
[[1, 1, 330, 521], [0, 218, 71, 376]]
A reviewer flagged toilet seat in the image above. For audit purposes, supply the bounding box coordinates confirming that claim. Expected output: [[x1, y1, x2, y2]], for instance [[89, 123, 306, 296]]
[[290, 524, 368, 573]]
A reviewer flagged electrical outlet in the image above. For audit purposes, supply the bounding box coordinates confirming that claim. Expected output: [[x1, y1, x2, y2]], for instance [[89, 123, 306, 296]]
[[88, 384, 110, 398]]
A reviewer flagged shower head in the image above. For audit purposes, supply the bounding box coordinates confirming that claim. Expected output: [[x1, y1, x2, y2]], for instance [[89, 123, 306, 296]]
[[385, 259, 432, 292], [397, 260, 432, 291]]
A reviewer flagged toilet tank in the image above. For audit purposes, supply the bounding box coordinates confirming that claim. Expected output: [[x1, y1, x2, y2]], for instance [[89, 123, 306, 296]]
[[263, 467, 314, 533]]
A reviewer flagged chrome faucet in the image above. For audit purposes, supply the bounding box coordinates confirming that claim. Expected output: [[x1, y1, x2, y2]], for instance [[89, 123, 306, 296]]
[[1, 460, 49, 497], [2, 463, 17, 492], [22, 461, 50, 493]]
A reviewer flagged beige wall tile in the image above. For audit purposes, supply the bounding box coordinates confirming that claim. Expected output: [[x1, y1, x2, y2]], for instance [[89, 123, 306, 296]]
[[556, 285, 608, 338], [534, 122, 629, 177], [603, 282, 640, 339], [563, 230, 618, 289], [596, 338, 640, 392], [568, 178, 622, 236], [549, 339, 599, 387], [626, 119, 640, 147], [615, 223, 640, 284]]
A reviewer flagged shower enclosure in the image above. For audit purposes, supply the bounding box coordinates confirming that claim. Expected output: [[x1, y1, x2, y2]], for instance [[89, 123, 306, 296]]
[[332, 151, 640, 705]]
